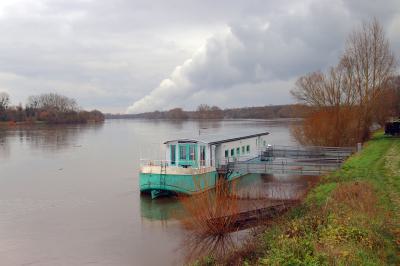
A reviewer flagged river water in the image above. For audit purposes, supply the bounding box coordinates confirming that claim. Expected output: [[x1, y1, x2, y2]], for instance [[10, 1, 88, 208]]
[[0, 119, 298, 266]]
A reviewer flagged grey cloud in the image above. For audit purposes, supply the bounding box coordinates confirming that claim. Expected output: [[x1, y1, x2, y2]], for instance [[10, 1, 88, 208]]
[[127, 0, 400, 113], [0, 1, 398, 113]]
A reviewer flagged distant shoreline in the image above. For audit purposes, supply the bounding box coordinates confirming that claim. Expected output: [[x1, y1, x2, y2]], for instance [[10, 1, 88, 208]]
[[0, 120, 104, 127], [105, 104, 309, 120], [104, 117, 302, 122]]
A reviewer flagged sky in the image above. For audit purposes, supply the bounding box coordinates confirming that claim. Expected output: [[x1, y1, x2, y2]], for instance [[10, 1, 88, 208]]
[[0, 0, 399, 113]]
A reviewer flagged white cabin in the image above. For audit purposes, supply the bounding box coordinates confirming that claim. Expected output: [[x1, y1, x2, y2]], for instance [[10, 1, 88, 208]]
[[162, 132, 270, 169]]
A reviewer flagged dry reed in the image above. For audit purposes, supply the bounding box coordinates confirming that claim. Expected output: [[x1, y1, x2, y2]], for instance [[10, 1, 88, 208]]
[[331, 181, 378, 216]]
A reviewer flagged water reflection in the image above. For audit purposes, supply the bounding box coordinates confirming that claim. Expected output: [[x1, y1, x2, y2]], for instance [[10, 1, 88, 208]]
[[235, 174, 319, 200], [140, 195, 184, 221], [0, 129, 10, 158], [139, 173, 318, 222], [0, 123, 103, 155], [1, 119, 298, 266]]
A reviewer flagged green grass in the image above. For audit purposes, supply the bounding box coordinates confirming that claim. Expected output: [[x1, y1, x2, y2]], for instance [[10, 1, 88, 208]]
[[240, 131, 400, 266]]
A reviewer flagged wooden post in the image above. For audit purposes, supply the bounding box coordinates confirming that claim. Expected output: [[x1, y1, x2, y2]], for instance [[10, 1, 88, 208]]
[[357, 142, 362, 152]]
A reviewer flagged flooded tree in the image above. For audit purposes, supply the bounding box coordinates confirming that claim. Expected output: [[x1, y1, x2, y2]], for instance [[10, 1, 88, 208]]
[[0, 92, 10, 121], [0, 92, 10, 111], [291, 19, 397, 146], [195, 104, 224, 119], [166, 107, 188, 119]]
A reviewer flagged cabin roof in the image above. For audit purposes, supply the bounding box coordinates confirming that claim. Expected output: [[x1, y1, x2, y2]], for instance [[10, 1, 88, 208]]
[[163, 131, 269, 145], [208, 132, 269, 145], [163, 139, 207, 144]]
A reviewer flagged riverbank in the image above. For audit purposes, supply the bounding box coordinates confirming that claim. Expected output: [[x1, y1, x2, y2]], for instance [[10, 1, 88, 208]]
[[201, 131, 400, 265], [0, 119, 103, 128]]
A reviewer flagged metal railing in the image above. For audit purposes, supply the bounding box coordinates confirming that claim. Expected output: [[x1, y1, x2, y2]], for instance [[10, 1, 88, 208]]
[[140, 159, 209, 169], [217, 144, 356, 176]]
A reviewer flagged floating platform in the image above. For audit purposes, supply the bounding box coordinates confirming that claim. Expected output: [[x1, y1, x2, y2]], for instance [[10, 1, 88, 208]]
[[139, 132, 270, 198], [139, 133, 355, 199]]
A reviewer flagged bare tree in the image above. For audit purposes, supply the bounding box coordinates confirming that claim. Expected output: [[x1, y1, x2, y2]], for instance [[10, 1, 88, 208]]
[[166, 107, 188, 119], [341, 18, 397, 140], [391, 76, 400, 116], [0, 92, 10, 111], [291, 19, 397, 145], [26, 93, 78, 112]]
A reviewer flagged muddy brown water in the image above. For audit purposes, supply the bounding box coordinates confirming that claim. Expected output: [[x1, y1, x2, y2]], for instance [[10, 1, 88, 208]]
[[0, 119, 314, 265]]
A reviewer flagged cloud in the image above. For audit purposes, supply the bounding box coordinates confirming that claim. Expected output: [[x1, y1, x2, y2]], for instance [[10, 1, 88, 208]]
[[0, 0, 399, 113], [127, 1, 340, 113], [127, 0, 400, 113]]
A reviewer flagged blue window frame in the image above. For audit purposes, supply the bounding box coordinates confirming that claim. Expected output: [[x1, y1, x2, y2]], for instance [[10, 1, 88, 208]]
[[189, 144, 196, 160], [179, 145, 186, 160], [170, 145, 176, 165]]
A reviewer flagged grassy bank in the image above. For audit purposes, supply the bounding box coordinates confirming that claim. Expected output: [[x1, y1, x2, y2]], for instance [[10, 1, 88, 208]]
[[198, 131, 400, 265]]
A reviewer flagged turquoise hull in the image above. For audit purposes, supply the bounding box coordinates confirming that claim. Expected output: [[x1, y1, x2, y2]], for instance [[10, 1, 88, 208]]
[[139, 169, 246, 198]]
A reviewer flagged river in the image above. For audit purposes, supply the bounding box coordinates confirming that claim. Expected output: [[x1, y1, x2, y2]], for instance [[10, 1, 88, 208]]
[[0, 119, 298, 266]]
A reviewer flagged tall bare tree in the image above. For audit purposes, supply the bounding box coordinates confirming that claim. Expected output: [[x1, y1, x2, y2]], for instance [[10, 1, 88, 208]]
[[291, 19, 397, 145], [341, 18, 397, 140]]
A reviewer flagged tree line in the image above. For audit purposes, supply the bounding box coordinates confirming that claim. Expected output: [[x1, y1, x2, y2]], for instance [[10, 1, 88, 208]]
[[0, 92, 104, 124], [105, 104, 306, 120], [291, 19, 400, 147]]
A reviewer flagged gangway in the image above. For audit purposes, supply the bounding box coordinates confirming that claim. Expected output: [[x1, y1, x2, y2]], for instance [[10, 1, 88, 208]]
[[219, 145, 355, 176]]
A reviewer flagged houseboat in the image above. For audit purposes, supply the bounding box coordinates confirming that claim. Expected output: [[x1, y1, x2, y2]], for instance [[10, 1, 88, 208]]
[[139, 132, 269, 198]]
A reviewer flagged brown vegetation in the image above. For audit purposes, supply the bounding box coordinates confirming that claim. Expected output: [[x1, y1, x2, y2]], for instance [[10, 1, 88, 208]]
[[331, 181, 378, 216], [178, 179, 315, 264], [179, 180, 239, 236], [178, 180, 240, 262], [220, 181, 388, 265], [291, 19, 398, 146], [0, 92, 104, 124]]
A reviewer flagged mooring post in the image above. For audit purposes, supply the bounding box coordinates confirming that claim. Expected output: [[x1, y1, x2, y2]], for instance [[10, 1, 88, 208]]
[[357, 142, 362, 152]]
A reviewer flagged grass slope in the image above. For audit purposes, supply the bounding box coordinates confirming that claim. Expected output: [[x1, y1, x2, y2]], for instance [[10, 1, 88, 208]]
[[242, 132, 400, 265]]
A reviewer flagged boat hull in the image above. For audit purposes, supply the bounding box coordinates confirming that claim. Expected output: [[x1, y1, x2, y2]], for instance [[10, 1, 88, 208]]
[[139, 168, 247, 198], [140, 171, 218, 197]]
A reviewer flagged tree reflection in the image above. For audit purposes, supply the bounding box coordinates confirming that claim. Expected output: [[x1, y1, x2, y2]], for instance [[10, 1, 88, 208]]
[[0, 129, 10, 158], [1, 123, 103, 154]]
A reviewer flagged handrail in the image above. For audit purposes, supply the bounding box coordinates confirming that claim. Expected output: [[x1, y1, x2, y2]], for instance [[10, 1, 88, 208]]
[[140, 159, 209, 168]]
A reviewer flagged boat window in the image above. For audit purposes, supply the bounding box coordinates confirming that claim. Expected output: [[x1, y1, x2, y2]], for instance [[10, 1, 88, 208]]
[[224, 150, 228, 158], [236, 147, 240, 156], [242, 146, 245, 153], [200, 146, 206, 166], [263, 140, 266, 146], [170, 145, 176, 165], [230, 149, 234, 156], [246, 145, 250, 153], [189, 145, 196, 160], [179, 145, 186, 160]]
